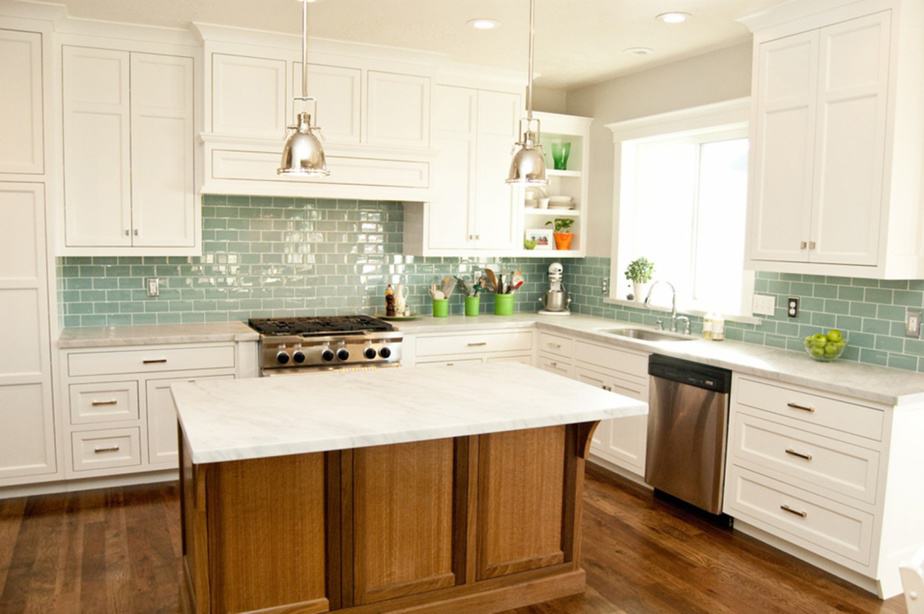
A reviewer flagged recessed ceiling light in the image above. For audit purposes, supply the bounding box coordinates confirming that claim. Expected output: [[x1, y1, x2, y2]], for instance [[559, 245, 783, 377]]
[[623, 47, 654, 56], [656, 11, 691, 24], [467, 18, 501, 30]]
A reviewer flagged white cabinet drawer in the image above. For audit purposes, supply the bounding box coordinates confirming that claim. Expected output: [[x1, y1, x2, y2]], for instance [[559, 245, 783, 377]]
[[71, 428, 142, 472], [735, 377, 884, 441], [725, 466, 874, 567], [67, 344, 236, 377], [537, 332, 573, 359], [69, 381, 139, 425], [574, 340, 647, 380], [415, 357, 483, 368], [537, 354, 572, 377], [730, 411, 880, 505], [415, 331, 532, 357], [485, 354, 532, 365]]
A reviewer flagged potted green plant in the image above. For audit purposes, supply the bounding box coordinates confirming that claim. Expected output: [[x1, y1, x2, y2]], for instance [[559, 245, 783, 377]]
[[545, 218, 575, 250], [625, 257, 655, 302]]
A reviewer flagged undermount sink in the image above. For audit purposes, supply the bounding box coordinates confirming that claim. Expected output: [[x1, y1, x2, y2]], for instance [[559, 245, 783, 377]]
[[600, 328, 696, 342]]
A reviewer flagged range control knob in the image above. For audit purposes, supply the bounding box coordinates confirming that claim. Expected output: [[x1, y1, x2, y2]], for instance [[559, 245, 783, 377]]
[[292, 350, 306, 364], [275, 351, 290, 365], [379, 346, 392, 359], [321, 348, 335, 362], [363, 347, 377, 360], [337, 348, 350, 361]]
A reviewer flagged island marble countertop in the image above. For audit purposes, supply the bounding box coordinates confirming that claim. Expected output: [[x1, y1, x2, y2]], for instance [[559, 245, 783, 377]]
[[171, 362, 647, 464], [57, 321, 260, 348], [393, 314, 924, 407]]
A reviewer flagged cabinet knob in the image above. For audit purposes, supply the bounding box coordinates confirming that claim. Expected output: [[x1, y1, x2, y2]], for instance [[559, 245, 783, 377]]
[[800, 241, 807, 249], [133, 229, 139, 236], [124, 229, 130, 236], [808, 241, 816, 250]]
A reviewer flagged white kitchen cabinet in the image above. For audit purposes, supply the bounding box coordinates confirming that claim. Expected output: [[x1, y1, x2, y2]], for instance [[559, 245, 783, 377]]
[[62, 46, 197, 255], [0, 28, 43, 175], [0, 183, 57, 485], [212, 53, 287, 138], [743, 1, 924, 278], [410, 329, 534, 367], [367, 71, 430, 149], [293, 62, 362, 145], [404, 85, 520, 255]]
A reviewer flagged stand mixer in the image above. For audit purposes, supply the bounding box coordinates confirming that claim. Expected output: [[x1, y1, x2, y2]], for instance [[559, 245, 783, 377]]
[[538, 262, 572, 315]]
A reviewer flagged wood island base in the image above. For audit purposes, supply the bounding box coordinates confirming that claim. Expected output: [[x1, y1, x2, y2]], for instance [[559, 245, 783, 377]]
[[180, 422, 599, 613]]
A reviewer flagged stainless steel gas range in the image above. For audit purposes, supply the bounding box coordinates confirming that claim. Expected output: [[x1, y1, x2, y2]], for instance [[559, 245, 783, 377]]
[[248, 315, 403, 375]]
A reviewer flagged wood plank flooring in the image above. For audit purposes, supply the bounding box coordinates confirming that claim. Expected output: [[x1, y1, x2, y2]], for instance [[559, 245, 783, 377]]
[[0, 468, 905, 613]]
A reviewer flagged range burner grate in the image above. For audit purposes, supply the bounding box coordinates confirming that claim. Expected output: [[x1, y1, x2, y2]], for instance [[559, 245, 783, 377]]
[[248, 315, 394, 336]]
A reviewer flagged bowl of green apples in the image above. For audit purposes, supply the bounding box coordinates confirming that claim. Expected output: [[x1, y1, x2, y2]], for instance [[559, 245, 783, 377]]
[[803, 329, 847, 362]]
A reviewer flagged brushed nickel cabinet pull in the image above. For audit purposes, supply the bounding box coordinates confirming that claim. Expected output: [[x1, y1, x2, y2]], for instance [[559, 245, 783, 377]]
[[446, 362, 455, 366], [90, 400, 118, 407], [466, 342, 488, 347], [143, 358, 168, 364], [94, 445, 121, 454], [549, 342, 562, 348], [808, 241, 816, 250], [780, 504, 807, 518], [786, 402, 816, 413], [785, 448, 813, 461], [800, 241, 808, 249]]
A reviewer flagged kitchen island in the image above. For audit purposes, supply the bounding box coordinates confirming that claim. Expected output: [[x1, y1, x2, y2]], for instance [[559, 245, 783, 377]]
[[171, 363, 646, 614]]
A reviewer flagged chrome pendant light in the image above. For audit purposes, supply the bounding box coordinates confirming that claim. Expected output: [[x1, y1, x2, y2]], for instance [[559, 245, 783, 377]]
[[507, 0, 547, 185], [278, 0, 330, 176]]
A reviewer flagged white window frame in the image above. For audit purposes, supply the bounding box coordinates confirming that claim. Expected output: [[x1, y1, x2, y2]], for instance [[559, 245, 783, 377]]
[[605, 97, 760, 323]]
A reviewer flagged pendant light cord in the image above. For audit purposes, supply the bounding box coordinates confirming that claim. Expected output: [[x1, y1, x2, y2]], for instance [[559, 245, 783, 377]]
[[301, 0, 309, 100], [526, 0, 535, 121]]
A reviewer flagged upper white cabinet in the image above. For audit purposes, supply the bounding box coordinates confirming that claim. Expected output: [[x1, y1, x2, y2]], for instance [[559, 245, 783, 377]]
[[198, 25, 435, 201], [743, 0, 924, 278], [0, 28, 44, 175], [61, 44, 197, 255]]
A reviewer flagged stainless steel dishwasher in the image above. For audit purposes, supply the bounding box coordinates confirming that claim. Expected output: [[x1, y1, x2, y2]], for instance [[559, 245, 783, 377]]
[[645, 354, 732, 514]]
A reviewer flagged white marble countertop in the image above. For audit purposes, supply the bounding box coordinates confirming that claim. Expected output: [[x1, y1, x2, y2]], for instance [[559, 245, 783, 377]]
[[393, 314, 924, 407], [172, 362, 647, 464], [57, 321, 260, 348]]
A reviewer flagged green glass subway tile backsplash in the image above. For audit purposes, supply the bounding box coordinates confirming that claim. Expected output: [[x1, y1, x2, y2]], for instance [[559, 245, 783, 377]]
[[565, 257, 924, 372], [57, 196, 558, 327]]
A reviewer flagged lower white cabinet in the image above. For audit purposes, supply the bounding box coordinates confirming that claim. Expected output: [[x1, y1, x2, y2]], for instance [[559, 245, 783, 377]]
[[410, 329, 534, 367]]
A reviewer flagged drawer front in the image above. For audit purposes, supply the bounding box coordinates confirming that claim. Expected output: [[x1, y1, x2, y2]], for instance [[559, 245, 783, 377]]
[[574, 340, 647, 379], [735, 377, 884, 441], [725, 466, 874, 567], [485, 354, 532, 365], [69, 380, 140, 425], [537, 332, 573, 359], [71, 428, 142, 472], [730, 411, 880, 505], [415, 357, 483, 368], [68, 344, 236, 377], [537, 354, 572, 378], [415, 331, 533, 358]]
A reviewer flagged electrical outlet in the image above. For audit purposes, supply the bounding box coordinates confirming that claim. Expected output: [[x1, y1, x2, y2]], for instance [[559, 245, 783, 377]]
[[146, 277, 160, 297], [787, 297, 799, 318], [907, 310, 922, 338], [601, 278, 609, 295], [751, 294, 776, 316]]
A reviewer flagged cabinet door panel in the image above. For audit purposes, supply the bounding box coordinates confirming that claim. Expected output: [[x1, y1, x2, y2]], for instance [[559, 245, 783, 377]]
[[212, 53, 286, 138], [367, 71, 429, 148], [146, 374, 233, 467], [748, 32, 818, 263], [0, 184, 55, 481], [472, 90, 520, 250], [810, 12, 890, 266], [427, 85, 475, 249], [0, 28, 43, 174], [293, 62, 361, 145], [130, 53, 195, 247], [63, 46, 132, 246]]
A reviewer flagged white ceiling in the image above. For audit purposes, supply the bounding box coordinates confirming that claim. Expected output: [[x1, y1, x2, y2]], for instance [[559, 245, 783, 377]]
[[60, 0, 782, 88]]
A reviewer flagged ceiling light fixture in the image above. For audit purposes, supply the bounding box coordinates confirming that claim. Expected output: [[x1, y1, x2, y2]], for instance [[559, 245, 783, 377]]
[[467, 18, 500, 30], [623, 46, 654, 56], [278, 0, 329, 177], [656, 11, 691, 24], [506, 0, 547, 185]]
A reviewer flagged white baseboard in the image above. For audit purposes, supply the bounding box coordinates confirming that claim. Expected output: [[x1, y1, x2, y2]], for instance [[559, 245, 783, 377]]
[[0, 470, 178, 500], [587, 454, 651, 489]]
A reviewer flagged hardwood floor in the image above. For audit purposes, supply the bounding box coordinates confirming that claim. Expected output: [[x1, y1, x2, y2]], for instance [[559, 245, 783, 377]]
[[0, 468, 905, 614]]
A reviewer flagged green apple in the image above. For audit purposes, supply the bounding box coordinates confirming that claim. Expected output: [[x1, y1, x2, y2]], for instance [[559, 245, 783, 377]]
[[826, 329, 844, 343], [810, 346, 825, 358], [811, 333, 828, 348], [824, 343, 840, 357]]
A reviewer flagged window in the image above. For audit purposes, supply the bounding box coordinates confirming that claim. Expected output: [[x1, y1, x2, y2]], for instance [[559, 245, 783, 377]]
[[608, 99, 754, 317]]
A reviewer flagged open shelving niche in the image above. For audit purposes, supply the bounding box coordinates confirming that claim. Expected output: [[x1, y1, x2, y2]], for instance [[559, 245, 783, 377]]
[[515, 111, 593, 258]]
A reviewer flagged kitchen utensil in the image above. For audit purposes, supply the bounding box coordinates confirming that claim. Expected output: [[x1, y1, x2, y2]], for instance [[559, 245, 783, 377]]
[[431, 290, 445, 300], [441, 275, 456, 299], [485, 269, 498, 293]]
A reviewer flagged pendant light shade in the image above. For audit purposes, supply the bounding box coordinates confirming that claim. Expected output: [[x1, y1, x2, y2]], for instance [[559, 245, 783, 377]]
[[507, 0, 547, 185], [278, 0, 329, 176]]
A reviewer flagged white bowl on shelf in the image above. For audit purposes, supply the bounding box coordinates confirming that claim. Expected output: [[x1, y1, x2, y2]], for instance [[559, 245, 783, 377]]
[[548, 196, 574, 209]]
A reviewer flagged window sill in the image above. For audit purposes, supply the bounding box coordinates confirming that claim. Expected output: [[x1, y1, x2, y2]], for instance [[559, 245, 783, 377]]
[[602, 297, 763, 326]]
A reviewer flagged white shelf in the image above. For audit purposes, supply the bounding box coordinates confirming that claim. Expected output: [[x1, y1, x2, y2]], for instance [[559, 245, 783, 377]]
[[546, 169, 582, 178], [513, 249, 584, 259], [524, 208, 580, 216]]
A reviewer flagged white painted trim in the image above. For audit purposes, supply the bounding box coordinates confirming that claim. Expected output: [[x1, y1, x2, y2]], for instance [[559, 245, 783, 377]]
[[0, 470, 177, 500]]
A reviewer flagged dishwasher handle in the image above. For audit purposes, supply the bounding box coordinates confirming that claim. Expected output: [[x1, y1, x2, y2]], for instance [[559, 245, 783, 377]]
[[648, 354, 732, 393]]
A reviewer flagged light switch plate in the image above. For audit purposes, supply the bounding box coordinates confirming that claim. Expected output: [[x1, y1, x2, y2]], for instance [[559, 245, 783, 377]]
[[146, 277, 160, 297], [752, 294, 776, 316], [907, 310, 922, 338]]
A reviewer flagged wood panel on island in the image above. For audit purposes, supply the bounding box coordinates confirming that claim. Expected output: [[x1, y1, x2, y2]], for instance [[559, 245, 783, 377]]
[[180, 423, 599, 613]]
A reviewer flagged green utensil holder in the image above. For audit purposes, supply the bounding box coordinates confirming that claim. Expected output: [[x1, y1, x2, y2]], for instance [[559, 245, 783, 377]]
[[494, 293, 514, 316], [431, 298, 449, 318], [464, 295, 480, 317]]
